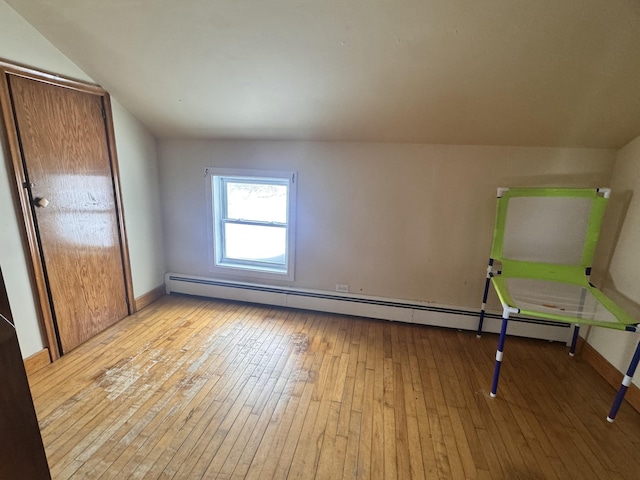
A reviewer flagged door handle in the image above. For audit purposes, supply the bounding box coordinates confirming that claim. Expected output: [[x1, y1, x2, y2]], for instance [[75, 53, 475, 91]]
[[34, 197, 50, 208]]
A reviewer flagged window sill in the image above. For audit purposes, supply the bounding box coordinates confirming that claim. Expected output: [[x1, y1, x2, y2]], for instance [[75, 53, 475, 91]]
[[211, 262, 294, 282]]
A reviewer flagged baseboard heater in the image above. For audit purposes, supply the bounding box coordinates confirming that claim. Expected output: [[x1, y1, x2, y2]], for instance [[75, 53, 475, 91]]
[[165, 273, 571, 343]]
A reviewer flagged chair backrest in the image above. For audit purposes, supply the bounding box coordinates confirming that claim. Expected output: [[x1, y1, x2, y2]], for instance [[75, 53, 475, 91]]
[[490, 188, 609, 269]]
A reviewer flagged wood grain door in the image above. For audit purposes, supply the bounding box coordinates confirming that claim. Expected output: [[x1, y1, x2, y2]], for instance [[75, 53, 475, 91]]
[[7, 75, 130, 354]]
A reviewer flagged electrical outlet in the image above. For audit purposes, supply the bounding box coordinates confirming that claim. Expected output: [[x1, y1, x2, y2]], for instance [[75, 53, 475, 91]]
[[335, 284, 349, 293]]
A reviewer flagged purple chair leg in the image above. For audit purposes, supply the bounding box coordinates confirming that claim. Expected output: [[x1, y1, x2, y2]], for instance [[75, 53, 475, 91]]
[[607, 338, 640, 423], [477, 276, 491, 338], [477, 260, 494, 338], [569, 325, 580, 357], [490, 316, 509, 397]]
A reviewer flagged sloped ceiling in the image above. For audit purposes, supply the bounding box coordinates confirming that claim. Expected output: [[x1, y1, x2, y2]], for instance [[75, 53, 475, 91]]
[[5, 0, 640, 148]]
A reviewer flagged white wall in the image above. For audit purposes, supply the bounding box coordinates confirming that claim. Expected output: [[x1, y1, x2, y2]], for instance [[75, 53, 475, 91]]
[[588, 133, 640, 385], [111, 101, 166, 297], [0, 0, 165, 358], [159, 139, 615, 311]]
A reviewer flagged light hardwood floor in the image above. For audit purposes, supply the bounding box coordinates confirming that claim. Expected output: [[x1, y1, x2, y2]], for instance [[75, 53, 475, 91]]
[[28, 294, 640, 479]]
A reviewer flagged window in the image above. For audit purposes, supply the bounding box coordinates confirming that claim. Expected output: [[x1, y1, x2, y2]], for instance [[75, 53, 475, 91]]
[[206, 168, 296, 280]]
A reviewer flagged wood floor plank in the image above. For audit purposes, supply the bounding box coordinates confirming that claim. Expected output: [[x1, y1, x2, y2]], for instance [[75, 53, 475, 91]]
[[102, 306, 258, 479], [271, 353, 325, 479], [104, 304, 266, 478], [342, 409, 362, 479], [26, 295, 640, 480], [370, 324, 386, 479], [48, 306, 225, 477], [156, 307, 293, 479], [356, 364, 375, 479], [202, 314, 300, 477], [237, 344, 311, 479]]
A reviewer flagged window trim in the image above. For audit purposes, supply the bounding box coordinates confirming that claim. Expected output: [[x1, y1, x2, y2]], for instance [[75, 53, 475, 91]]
[[205, 167, 296, 281]]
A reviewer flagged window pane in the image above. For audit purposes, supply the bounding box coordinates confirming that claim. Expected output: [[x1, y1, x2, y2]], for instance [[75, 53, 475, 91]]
[[224, 223, 286, 264], [226, 181, 287, 223]]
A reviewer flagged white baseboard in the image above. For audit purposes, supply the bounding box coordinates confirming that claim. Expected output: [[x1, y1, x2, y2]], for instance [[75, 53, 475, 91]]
[[165, 273, 571, 343]]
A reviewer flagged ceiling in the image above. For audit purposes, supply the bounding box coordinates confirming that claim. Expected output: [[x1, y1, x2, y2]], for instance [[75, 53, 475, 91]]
[[6, 0, 640, 148]]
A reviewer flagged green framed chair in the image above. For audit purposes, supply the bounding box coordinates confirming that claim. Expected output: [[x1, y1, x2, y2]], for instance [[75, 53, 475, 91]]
[[476, 187, 639, 422]]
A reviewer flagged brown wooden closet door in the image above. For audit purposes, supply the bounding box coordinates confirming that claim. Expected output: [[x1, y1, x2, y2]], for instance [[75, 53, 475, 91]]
[[8, 75, 129, 353]]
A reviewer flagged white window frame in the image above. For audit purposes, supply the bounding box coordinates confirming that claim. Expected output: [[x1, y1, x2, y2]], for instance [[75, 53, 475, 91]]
[[205, 167, 296, 281]]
